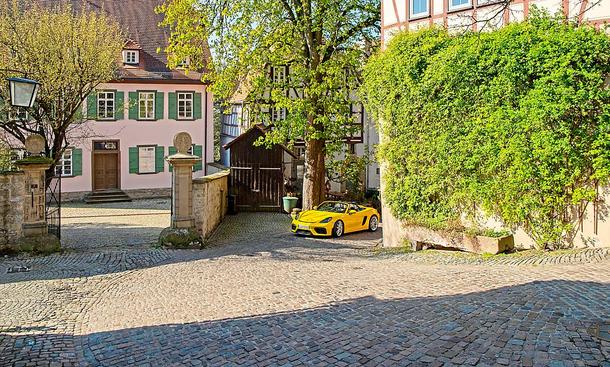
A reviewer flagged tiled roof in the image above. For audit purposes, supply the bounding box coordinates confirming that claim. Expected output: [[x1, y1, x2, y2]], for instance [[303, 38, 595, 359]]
[[36, 0, 206, 83]]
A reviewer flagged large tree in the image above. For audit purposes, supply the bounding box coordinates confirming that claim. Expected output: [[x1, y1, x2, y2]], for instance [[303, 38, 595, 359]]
[[0, 1, 123, 174], [159, 0, 380, 209]]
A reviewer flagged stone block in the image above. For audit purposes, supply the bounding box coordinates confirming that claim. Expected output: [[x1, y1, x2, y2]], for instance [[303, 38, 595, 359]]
[[158, 227, 203, 249]]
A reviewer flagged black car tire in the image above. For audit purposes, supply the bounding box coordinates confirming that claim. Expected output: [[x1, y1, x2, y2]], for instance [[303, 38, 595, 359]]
[[369, 215, 379, 232], [332, 220, 344, 238]]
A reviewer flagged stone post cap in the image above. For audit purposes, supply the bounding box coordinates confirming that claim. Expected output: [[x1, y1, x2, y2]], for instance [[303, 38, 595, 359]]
[[167, 132, 201, 163], [25, 134, 45, 156]]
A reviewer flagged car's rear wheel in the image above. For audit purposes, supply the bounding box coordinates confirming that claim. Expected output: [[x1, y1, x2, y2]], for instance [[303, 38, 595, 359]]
[[369, 215, 379, 232], [332, 220, 344, 238]]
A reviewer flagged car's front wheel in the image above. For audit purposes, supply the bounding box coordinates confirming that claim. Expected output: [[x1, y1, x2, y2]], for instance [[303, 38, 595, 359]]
[[332, 220, 344, 238], [369, 215, 379, 232]]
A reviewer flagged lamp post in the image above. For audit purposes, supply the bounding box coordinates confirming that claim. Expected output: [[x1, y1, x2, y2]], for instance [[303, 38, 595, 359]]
[[7, 77, 40, 108]]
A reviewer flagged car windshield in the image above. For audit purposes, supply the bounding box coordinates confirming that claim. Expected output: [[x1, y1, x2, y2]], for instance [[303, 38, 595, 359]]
[[316, 202, 347, 213]]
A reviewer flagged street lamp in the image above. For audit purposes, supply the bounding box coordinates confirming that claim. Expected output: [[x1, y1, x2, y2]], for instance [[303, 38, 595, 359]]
[[7, 77, 40, 108]]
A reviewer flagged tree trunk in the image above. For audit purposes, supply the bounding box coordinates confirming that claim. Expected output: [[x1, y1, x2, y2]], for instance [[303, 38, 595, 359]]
[[302, 138, 326, 210]]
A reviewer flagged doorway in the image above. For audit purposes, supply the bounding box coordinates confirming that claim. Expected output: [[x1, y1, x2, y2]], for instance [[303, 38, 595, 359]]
[[92, 140, 120, 191]]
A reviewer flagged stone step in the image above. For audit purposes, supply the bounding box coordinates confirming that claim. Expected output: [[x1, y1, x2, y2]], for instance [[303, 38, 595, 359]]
[[84, 190, 132, 204]]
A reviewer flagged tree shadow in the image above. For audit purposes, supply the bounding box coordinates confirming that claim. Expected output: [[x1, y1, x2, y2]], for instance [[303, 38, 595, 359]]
[[0, 224, 381, 285], [0, 280, 608, 366]]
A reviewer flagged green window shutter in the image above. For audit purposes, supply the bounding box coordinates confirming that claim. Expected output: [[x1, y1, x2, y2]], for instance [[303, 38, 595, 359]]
[[194, 93, 202, 120], [155, 146, 165, 173], [129, 147, 139, 174], [128, 92, 138, 120], [193, 144, 203, 172], [87, 93, 97, 120], [155, 91, 164, 120], [72, 148, 83, 176], [168, 92, 177, 120], [114, 91, 124, 120], [168, 146, 177, 172]]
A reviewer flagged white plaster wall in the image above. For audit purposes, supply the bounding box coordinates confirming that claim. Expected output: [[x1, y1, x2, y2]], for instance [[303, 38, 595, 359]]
[[384, 0, 408, 26]]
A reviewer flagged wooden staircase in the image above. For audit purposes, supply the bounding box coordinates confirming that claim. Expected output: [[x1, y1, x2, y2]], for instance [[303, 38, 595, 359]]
[[84, 190, 132, 204]]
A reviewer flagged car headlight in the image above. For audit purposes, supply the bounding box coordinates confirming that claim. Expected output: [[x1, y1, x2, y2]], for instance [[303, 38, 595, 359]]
[[320, 217, 332, 224]]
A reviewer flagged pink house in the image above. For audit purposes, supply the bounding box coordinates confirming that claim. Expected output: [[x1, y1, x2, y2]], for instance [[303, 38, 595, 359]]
[[55, 0, 214, 202]]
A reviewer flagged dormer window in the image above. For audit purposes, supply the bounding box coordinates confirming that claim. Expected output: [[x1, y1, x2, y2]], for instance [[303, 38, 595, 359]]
[[123, 50, 139, 65], [177, 57, 190, 69]]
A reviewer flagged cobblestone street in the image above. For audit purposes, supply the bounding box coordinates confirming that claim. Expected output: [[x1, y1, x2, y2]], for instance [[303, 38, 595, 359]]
[[1, 204, 609, 366]]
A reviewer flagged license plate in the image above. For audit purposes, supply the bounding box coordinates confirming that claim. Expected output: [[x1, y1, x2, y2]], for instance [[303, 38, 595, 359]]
[[298, 224, 310, 230]]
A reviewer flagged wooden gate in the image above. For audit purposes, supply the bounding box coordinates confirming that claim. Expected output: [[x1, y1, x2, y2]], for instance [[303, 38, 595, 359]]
[[224, 125, 297, 212], [231, 164, 283, 211]]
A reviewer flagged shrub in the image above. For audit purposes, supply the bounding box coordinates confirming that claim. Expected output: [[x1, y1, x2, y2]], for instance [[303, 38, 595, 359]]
[[361, 11, 610, 249]]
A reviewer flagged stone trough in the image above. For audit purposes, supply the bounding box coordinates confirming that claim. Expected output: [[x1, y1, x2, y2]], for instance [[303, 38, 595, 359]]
[[405, 225, 514, 255]]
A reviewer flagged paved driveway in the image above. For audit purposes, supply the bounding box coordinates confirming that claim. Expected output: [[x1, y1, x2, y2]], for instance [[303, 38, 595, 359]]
[[0, 212, 609, 366]]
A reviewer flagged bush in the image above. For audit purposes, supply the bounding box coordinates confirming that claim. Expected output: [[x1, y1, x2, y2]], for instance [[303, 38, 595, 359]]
[[361, 11, 610, 249], [0, 144, 15, 172]]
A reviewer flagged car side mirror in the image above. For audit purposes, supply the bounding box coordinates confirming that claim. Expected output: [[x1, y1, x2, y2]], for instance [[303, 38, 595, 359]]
[[349, 210, 356, 215]]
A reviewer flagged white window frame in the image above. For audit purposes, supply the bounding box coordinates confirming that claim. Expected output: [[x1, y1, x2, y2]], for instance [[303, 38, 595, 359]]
[[410, 0, 430, 18], [272, 66, 287, 84], [138, 145, 156, 174], [8, 108, 28, 121], [123, 50, 139, 65], [97, 91, 115, 120], [55, 149, 73, 177], [271, 107, 286, 122], [138, 92, 155, 120], [448, 0, 472, 12], [177, 92, 194, 120]]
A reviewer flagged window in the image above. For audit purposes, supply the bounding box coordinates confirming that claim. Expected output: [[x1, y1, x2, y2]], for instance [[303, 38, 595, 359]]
[[138, 92, 155, 120], [8, 108, 28, 121], [177, 92, 193, 119], [177, 57, 190, 69], [271, 107, 286, 121], [97, 91, 115, 120], [123, 50, 139, 65], [55, 149, 73, 177], [138, 146, 156, 174], [449, 0, 471, 11], [410, 0, 429, 17], [272, 66, 286, 84]]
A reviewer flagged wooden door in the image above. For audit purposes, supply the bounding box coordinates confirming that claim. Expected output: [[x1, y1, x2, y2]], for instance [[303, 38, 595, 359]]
[[94, 153, 119, 191]]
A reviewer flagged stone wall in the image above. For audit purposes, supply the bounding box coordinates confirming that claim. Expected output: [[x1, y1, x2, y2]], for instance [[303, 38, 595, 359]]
[[193, 170, 230, 240], [0, 172, 25, 249], [381, 184, 610, 250]]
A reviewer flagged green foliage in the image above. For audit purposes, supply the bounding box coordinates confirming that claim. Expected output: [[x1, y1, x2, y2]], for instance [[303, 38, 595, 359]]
[[326, 153, 371, 201], [0, 143, 13, 172], [158, 0, 380, 206], [361, 11, 610, 249]]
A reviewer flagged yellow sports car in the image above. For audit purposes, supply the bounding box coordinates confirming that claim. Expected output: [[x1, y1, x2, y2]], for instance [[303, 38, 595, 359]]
[[291, 201, 380, 237]]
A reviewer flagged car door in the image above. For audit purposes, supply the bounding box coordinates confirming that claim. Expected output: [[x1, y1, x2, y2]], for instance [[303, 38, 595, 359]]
[[345, 204, 363, 233]]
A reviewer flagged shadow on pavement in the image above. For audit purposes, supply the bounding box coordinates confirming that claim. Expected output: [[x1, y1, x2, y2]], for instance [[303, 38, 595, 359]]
[[1, 280, 608, 366]]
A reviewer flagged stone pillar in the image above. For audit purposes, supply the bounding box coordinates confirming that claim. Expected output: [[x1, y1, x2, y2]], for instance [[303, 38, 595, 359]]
[[15, 135, 51, 237], [13, 134, 60, 253], [158, 132, 203, 248]]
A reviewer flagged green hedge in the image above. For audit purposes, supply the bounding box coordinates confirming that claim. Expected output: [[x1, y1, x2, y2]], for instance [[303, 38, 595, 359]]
[[361, 11, 610, 249]]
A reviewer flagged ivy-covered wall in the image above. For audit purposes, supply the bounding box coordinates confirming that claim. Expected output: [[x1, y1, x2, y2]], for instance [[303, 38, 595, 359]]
[[362, 13, 610, 249]]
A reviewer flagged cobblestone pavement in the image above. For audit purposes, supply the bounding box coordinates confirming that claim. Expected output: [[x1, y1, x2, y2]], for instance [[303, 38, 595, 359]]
[[1, 212, 609, 366], [60, 199, 170, 250]]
